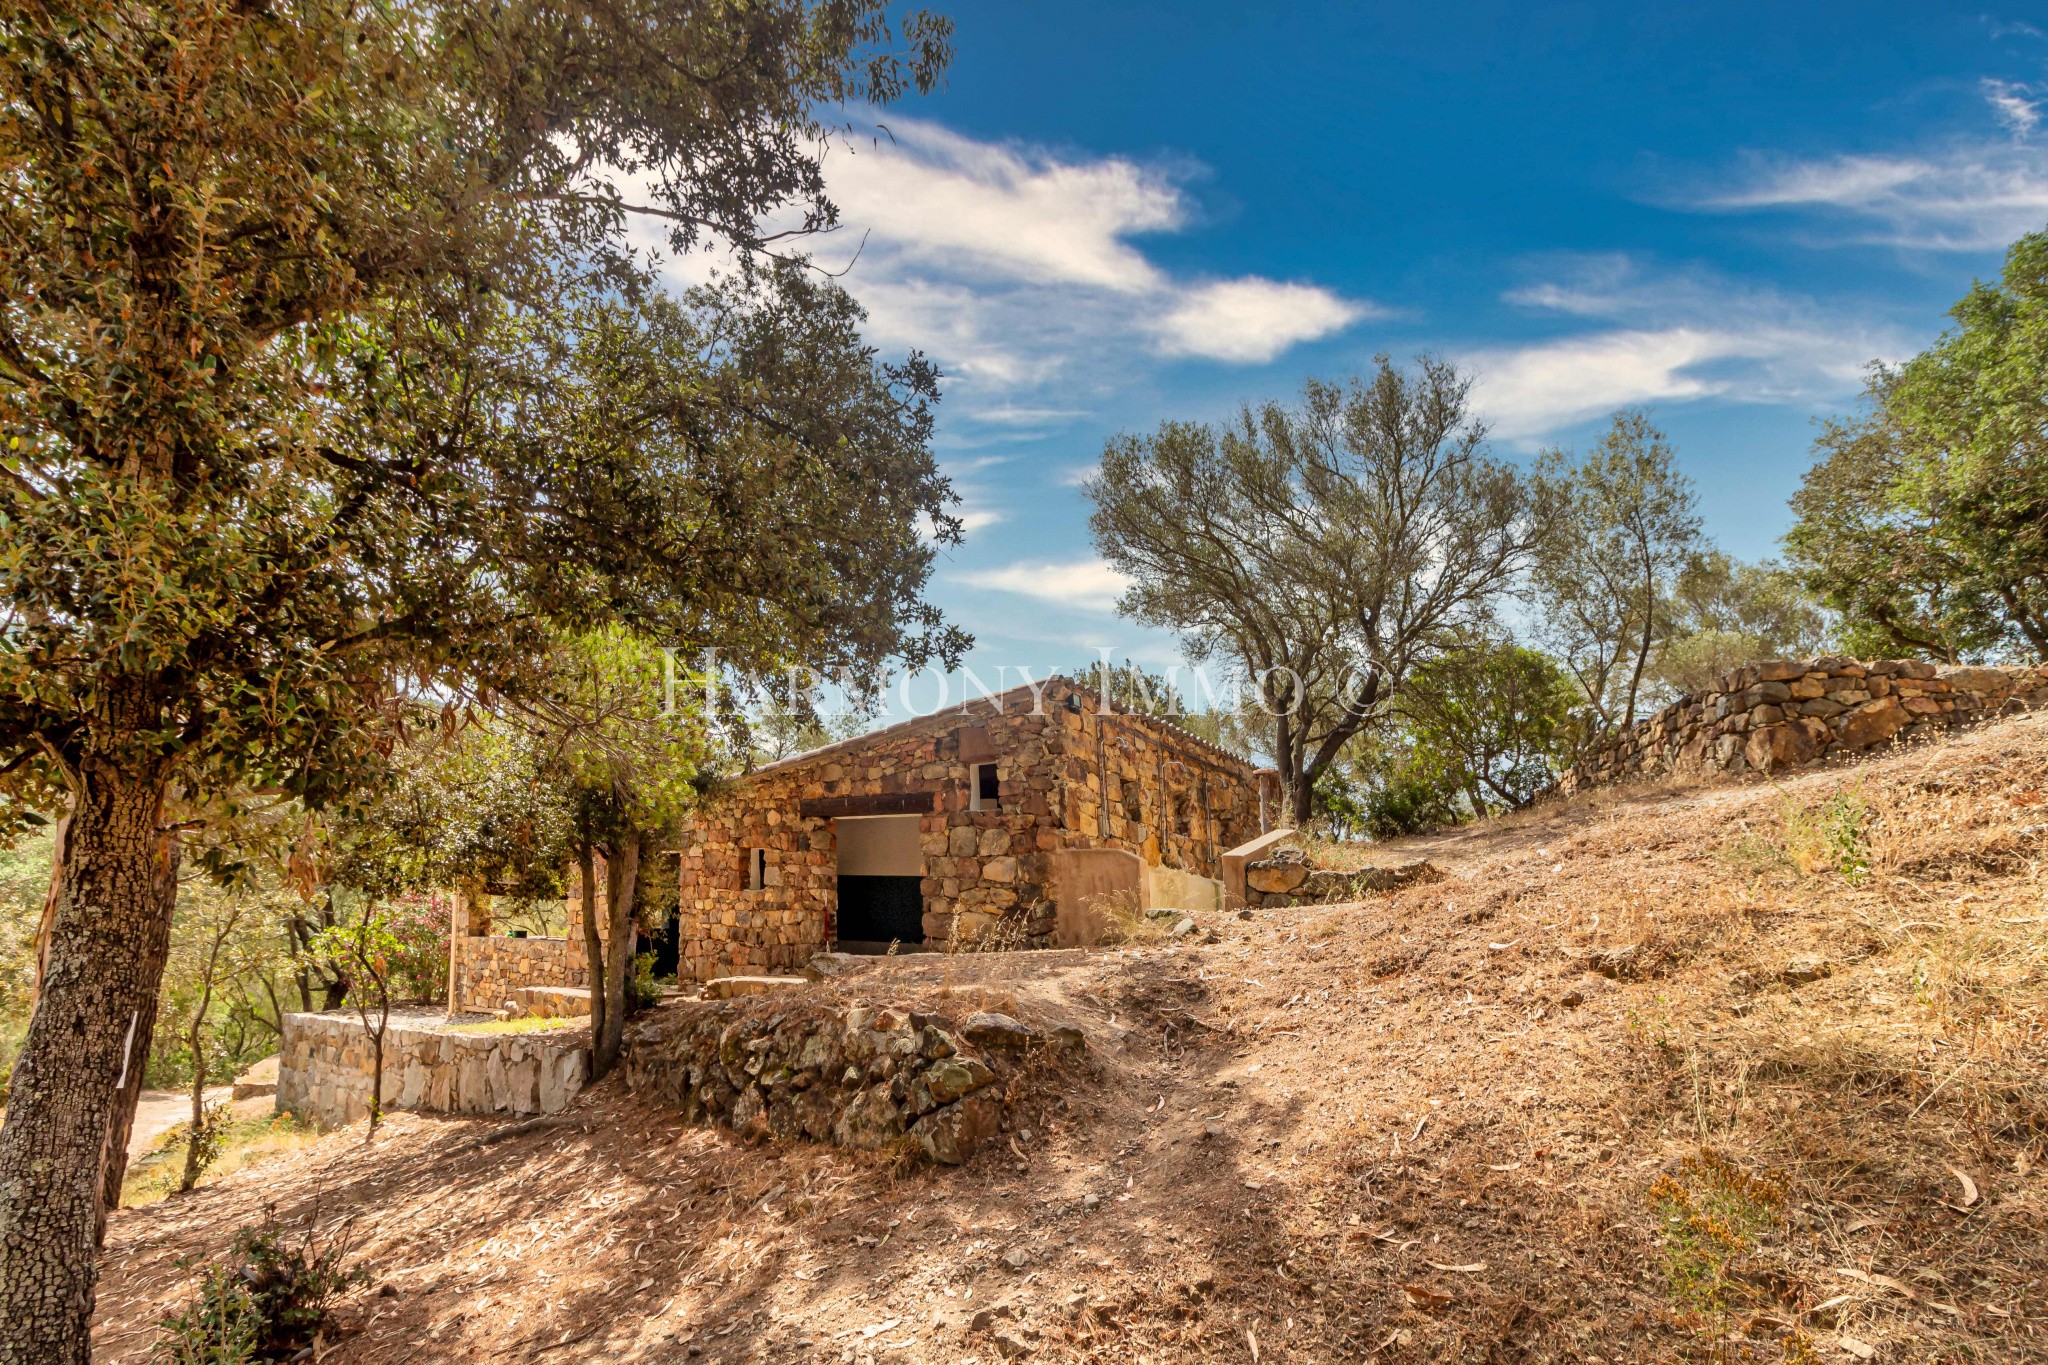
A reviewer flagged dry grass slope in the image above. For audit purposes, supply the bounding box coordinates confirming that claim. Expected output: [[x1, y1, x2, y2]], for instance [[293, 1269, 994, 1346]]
[[94, 713, 2047, 1364]]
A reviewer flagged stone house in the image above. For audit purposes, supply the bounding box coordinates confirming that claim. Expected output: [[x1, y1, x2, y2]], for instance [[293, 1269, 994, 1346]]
[[673, 676, 1267, 981]]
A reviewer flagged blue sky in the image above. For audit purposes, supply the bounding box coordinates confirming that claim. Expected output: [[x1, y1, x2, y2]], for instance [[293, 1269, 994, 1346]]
[[664, 3, 2048, 705]]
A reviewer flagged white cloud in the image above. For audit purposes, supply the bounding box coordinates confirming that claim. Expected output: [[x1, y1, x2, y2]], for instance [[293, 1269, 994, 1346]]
[[955, 509, 1005, 534], [956, 558, 1133, 613], [824, 122, 1181, 292], [632, 117, 1369, 427], [1468, 257, 1900, 443], [1983, 78, 2043, 137], [1686, 80, 2048, 249], [1151, 278, 1368, 363]]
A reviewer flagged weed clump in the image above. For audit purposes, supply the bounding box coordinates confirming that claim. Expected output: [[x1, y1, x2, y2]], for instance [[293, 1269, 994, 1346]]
[[1780, 787, 1871, 881], [153, 1218, 364, 1364], [1649, 1148, 1809, 1361]]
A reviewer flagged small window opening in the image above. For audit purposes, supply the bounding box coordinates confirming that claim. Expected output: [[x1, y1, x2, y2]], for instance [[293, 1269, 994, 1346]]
[[970, 762, 1000, 812], [746, 848, 766, 891]]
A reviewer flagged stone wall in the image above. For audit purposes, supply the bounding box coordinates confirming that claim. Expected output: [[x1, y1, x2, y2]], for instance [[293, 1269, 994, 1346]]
[[450, 935, 588, 1015], [619, 997, 1083, 1164], [1560, 659, 2048, 793], [675, 678, 1260, 981], [276, 1010, 588, 1129]]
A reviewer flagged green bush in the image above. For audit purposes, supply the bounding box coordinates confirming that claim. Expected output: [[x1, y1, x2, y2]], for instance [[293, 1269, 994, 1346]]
[[628, 951, 662, 1013], [153, 1221, 364, 1365]]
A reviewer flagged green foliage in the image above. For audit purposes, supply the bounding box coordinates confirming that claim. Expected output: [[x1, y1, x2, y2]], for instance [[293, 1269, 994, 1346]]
[[1397, 640, 1578, 814], [1648, 1149, 1796, 1357], [176, 1100, 233, 1195], [1530, 411, 1703, 739], [0, 827, 51, 1099], [629, 953, 663, 1013], [1788, 229, 2048, 662], [1654, 552, 1833, 699], [152, 1222, 365, 1365], [1780, 787, 1872, 883], [1087, 357, 1528, 821]]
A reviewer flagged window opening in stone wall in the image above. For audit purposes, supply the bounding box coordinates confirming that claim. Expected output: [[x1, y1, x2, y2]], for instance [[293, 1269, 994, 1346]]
[[970, 761, 1000, 812], [746, 847, 766, 891]]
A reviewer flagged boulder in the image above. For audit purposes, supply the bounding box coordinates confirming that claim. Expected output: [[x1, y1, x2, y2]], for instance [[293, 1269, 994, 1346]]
[[1744, 721, 1820, 774], [1244, 848, 1311, 894], [1940, 666, 2012, 694], [1834, 697, 1910, 750]]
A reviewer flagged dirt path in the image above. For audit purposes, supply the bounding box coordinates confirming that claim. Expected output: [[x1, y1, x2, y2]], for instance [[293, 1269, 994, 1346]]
[[126, 1089, 230, 1162]]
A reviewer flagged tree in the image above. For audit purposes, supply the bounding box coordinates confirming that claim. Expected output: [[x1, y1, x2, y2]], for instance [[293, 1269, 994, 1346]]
[[1529, 410, 1702, 743], [1652, 552, 1832, 698], [304, 903, 402, 1139], [1396, 640, 1578, 816], [1788, 229, 2048, 662], [0, 3, 959, 1353], [176, 894, 244, 1192], [1087, 358, 1529, 823]]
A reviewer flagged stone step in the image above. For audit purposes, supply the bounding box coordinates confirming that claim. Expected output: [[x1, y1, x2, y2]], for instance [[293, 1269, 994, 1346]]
[[508, 986, 593, 1019]]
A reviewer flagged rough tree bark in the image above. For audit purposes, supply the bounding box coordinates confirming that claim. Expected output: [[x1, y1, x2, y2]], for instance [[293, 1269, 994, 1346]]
[[0, 690, 174, 1364], [577, 840, 606, 1077], [595, 832, 640, 1078], [95, 829, 180, 1244]]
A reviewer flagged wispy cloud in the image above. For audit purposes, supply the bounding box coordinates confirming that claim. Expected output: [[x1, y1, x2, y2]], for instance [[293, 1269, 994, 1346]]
[[1467, 256, 1900, 443], [956, 558, 1132, 613], [1683, 79, 2048, 250], [766, 118, 1365, 415]]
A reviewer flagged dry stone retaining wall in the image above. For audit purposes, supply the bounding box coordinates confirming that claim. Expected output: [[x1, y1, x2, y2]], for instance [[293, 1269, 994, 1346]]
[[620, 997, 1083, 1164], [276, 1011, 588, 1129], [451, 935, 588, 1015], [1560, 659, 2048, 793]]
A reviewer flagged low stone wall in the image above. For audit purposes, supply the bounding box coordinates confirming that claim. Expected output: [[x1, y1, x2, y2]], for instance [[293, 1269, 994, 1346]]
[[276, 1011, 589, 1129], [451, 935, 587, 1015], [1560, 659, 2048, 793], [620, 997, 1082, 1164], [1241, 848, 1444, 909]]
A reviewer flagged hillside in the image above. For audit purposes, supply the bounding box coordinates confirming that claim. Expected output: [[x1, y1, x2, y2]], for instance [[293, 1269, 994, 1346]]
[[93, 712, 2048, 1364]]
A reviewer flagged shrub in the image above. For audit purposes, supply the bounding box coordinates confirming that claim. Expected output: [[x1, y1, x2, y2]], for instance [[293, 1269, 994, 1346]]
[[628, 951, 662, 1012], [153, 1220, 365, 1364], [1781, 787, 1871, 882], [1648, 1148, 1806, 1359]]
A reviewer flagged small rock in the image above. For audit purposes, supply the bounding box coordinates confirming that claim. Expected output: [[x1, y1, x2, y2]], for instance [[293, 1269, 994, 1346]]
[[992, 1331, 1032, 1360], [970, 1302, 1016, 1331], [1082, 1192, 1100, 1210], [1170, 917, 1197, 939], [961, 1012, 1040, 1051], [1001, 1247, 1031, 1271], [1236, 908, 1253, 920], [1558, 989, 1584, 1008], [1245, 848, 1313, 894], [1202, 1122, 1226, 1141], [1780, 955, 1831, 986]]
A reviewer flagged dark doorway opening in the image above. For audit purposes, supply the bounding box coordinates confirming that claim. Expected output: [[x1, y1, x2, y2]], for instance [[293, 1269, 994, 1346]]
[[647, 910, 680, 979], [835, 875, 924, 945]]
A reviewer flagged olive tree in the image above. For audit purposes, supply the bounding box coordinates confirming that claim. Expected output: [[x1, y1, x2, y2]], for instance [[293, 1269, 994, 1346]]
[[1087, 357, 1529, 823]]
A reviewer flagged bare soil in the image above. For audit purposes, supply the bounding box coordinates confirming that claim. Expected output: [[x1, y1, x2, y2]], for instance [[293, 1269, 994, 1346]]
[[94, 714, 2048, 1364]]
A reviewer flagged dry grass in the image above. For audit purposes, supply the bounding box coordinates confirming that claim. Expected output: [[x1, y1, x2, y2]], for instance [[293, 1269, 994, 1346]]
[[444, 1016, 583, 1036], [120, 1111, 325, 1210], [94, 712, 2048, 1364]]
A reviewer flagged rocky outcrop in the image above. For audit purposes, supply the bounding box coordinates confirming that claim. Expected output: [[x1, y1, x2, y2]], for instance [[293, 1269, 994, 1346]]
[[620, 999, 1083, 1165], [1560, 659, 2048, 794]]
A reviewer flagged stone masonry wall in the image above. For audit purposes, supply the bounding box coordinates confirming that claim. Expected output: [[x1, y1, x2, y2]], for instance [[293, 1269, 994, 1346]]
[[620, 997, 1083, 1164], [275, 1010, 589, 1129], [1560, 659, 2048, 793], [450, 935, 588, 1015], [675, 679, 1260, 981]]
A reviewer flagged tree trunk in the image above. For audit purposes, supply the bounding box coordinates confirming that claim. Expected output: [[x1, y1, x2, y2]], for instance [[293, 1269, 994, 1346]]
[[97, 826, 179, 1241], [577, 839, 606, 1077], [595, 832, 639, 1078], [0, 735, 172, 1364]]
